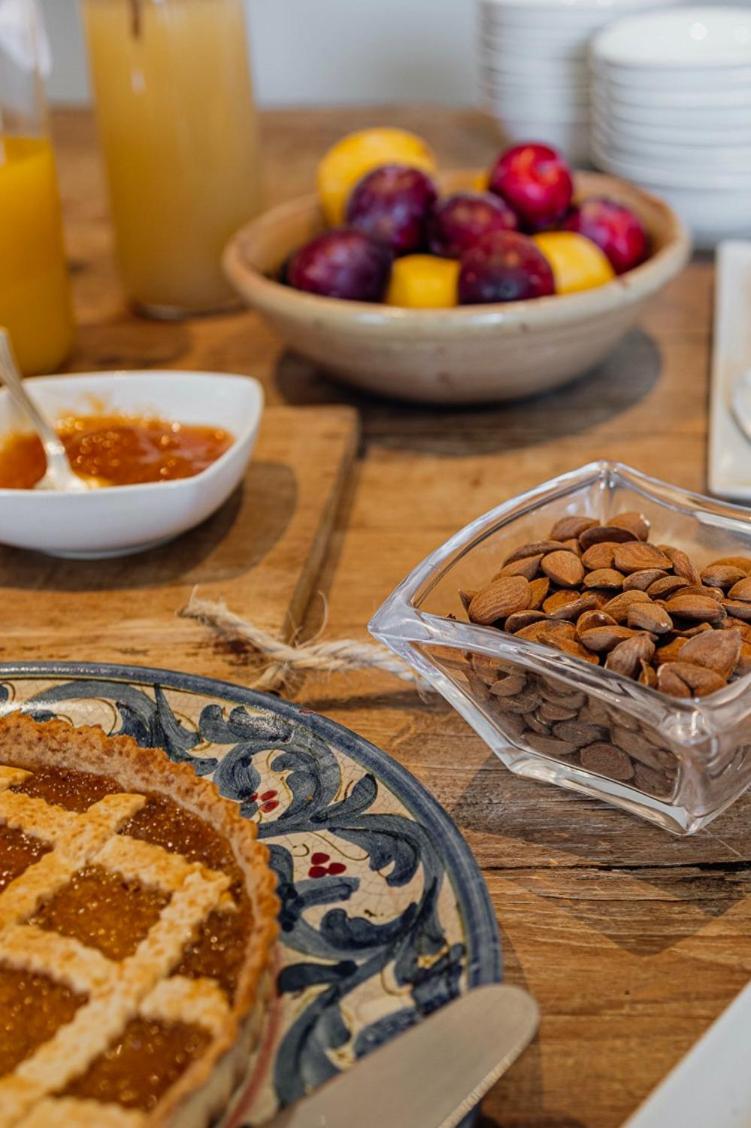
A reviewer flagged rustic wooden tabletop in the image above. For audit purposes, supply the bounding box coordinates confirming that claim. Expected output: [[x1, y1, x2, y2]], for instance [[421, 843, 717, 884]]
[[30, 106, 748, 1128]]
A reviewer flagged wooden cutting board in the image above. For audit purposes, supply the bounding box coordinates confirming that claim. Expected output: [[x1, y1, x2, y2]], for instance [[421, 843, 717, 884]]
[[0, 405, 358, 681]]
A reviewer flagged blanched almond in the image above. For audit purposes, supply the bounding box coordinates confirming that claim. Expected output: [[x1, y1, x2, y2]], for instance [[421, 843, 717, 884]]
[[541, 550, 584, 587], [613, 541, 673, 574], [468, 576, 531, 624], [549, 516, 599, 541]]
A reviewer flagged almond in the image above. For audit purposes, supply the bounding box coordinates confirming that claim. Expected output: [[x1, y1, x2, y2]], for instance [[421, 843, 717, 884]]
[[656, 636, 688, 664], [541, 550, 584, 587], [579, 742, 635, 780], [489, 674, 528, 697], [728, 576, 751, 602], [468, 576, 531, 624], [680, 629, 742, 678], [700, 564, 747, 590], [543, 589, 580, 615], [605, 633, 655, 677], [656, 664, 692, 698], [516, 619, 576, 644], [660, 545, 700, 584], [706, 555, 751, 574], [579, 524, 638, 549], [504, 610, 548, 633], [459, 590, 477, 612], [552, 720, 608, 746], [547, 593, 600, 622], [602, 589, 652, 623], [657, 660, 726, 698], [576, 609, 617, 635], [665, 593, 726, 624], [549, 516, 599, 541], [648, 575, 690, 598], [626, 602, 673, 635], [724, 600, 751, 622], [581, 542, 621, 570], [524, 733, 579, 758], [497, 554, 543, 580], [678, 584, 725, 603], [610, 511, 651, 541], [613, 541, 672, 574], [737, 642, 751, 675], [555, 638, 601, 664], [503, 540, 567, 565], [528, 576, 550, 609], [639, 660, 657, 688], [583, 568, 625, 590], [623, 569, 668, 591], [579, 625, 638, 653]]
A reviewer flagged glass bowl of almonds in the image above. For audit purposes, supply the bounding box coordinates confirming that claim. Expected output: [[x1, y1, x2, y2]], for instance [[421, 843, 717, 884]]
[[370, 461, 751, 834]]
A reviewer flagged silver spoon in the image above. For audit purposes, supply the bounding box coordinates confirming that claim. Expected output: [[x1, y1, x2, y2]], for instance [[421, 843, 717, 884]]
[[0, 329, 94, 492]]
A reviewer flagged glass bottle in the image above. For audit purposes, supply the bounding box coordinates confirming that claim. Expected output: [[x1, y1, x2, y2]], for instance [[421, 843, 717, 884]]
[[82, 0, 263, 318], [0, 0, 74, 374]]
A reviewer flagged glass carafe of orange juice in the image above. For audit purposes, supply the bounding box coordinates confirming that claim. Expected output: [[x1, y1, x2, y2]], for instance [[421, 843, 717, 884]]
[[0, 0, 74, 374], [82, 0, 263, 318]]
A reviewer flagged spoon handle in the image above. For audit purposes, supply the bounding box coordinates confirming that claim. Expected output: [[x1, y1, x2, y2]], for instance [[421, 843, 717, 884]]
[[0, 329, 70, 474]]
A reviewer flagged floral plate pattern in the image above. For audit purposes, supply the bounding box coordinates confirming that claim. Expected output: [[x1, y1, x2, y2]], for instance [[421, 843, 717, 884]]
[[0, 662, 501, 1125]]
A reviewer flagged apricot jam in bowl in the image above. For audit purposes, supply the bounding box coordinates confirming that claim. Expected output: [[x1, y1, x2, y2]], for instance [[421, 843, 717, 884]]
[[0, 371, 263, 558]]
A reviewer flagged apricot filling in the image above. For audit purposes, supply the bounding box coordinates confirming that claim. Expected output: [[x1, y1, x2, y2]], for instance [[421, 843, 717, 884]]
[[62, 1017, 210, 1111], [0, 823, 51, 891], [31, 865, 170, 960], [0, 965, 86, 1076], [12, 764, 120, 812]]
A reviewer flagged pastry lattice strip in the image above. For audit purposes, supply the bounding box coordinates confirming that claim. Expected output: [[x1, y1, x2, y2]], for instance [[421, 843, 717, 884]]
[[0, 775, 236, 1125]]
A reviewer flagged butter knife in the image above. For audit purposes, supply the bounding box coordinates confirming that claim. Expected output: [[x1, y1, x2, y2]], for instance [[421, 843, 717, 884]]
[[260, 984, 538, 1128]]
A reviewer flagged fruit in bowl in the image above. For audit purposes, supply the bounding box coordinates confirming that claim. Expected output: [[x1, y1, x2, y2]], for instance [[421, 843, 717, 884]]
[[223, 154, 689, 403], [280, 129, 653, 310]]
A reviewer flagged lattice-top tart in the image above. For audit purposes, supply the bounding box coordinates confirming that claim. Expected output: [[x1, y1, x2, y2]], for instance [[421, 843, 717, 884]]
[[0, 713, 278, 1128]]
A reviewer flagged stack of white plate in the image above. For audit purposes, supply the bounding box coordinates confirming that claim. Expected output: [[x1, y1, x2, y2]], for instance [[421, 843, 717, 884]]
[[591, 6, 751, 248], [477, 0, 679, 166]]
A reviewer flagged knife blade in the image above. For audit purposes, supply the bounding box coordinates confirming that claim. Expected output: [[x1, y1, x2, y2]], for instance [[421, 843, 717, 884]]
[[262, 984, 538, 1128]]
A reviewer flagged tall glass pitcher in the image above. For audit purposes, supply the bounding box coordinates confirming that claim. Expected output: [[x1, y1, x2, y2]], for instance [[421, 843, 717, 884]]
[[82, 0, 263, 318], [0, 0, 73, 374]]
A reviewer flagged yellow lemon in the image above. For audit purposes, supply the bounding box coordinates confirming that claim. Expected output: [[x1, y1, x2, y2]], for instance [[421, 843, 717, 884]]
[[386, 255, 460, 309], [532, 231, 615, 294], [317, 128, 437, 226]]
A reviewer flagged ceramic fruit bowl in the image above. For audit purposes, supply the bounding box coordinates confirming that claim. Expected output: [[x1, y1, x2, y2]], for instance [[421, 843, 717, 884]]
[[224, 170, 689, 405]]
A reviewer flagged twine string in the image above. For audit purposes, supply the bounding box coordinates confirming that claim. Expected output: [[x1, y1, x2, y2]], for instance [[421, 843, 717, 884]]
[[180, 592, 429, 692]]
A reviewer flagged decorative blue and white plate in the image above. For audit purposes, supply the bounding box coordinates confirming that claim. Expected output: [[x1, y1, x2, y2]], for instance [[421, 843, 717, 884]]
[[0, 662, 501, 1124]]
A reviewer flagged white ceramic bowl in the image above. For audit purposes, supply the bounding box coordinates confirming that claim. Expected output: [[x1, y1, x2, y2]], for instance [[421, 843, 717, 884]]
[[591, 74, 751, 109], [591, 141, 751, 189], [592, 127, 751, 171], [591, 105, 751, 145], [593, 91, 751, 129], [0, 371, 263, 558], [224, 169, 689, 405], [592, 5, 751, 68]]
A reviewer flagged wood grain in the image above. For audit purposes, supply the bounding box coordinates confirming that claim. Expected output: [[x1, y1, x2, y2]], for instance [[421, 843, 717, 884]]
[[45, 105, 740, 1128]]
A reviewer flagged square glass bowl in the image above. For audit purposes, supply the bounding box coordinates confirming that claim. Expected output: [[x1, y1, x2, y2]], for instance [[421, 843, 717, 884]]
[[370, 462, 751, 835]]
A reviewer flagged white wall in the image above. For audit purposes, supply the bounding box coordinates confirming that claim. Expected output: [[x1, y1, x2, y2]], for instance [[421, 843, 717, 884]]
[[41, 0, 477, 106]]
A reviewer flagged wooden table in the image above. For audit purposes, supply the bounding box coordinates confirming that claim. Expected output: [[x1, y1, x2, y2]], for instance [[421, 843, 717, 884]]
[[31, 107, 748, 1127]]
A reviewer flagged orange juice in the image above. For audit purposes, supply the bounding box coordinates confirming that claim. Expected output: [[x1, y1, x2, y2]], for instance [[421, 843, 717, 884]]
[[82, 0, 263, 316], [0, 136, 74, 375]]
